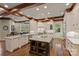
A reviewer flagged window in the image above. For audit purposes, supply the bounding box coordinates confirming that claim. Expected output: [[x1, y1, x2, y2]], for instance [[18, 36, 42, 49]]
[[50, 24, 53, 30], [54, 24, 60, 32], [37, 22, 45, 33], [11, 25, 15, 32]]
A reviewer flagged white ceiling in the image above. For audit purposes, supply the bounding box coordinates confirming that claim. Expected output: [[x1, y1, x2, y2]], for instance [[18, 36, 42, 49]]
[[6, 14, 29, 21], [20, 3, 72, 19], [0, 3, 21, 8], [0, 3, 72, 21]]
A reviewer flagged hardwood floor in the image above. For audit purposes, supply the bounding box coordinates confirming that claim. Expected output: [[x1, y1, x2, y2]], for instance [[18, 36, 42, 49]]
[[5, 44, 30, 56], [5, 38, 71, 56]]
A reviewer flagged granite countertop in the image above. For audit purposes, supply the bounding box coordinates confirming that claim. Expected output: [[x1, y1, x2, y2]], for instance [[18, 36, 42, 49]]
[[68, 38, 79, 45], [4, 33, 30, 39], [4, 35, 20, 39], [29, 35, 53, 43], [67, 31, 79, 45]]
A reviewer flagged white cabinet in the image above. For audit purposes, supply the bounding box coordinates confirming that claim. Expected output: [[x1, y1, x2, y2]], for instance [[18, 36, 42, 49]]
[[66, 39, 79, 56], [5, 37, 19, 52], [5, 34, 29, 52], [19, 35, 28, 48]]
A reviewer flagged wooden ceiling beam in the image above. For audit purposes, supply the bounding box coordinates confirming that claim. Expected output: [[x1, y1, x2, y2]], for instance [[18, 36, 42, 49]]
[[0, 5, 9, 13], [17, 11, 64, 21], [66, 3, 76, 12], [0, 3, 45, 17], [53, 19, 63, 21], [0, 5, 10, 16], [48, 15, 63, 19], [0, 3, 75, 22]]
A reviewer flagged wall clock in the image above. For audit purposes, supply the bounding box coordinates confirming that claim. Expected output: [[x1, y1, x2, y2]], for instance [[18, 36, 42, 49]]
[[3, 25, 8, 30]]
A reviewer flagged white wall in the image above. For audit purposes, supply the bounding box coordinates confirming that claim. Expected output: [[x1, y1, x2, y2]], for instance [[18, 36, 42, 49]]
[[29, 19, 64, 38], [30, 19, 38, 33], [43, 21, 64, 38], [44, 20, 54, 30], [0, 20, 14, 39], [64, 4, 79, 35], [29, 20, 54, 33]]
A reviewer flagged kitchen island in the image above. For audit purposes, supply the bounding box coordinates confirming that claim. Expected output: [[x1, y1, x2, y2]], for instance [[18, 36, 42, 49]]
[[29, 34, 53, 56]]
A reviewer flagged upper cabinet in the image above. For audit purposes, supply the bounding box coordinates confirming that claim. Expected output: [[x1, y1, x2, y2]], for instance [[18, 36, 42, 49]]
[[15, 21, 30, 34]]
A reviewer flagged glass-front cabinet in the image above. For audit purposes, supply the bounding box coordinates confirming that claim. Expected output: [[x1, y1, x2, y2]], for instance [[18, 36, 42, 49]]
[[15, 20, 30, 34]]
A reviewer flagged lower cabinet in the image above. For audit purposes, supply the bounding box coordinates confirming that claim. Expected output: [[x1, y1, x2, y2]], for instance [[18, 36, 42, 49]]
[[66, 39, 79, 56], [5, 38, 19, 52], [5, 35, 28, 52], [19, 35, 28, 48]]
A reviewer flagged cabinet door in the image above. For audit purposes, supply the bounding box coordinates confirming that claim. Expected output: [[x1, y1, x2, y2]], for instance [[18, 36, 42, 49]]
[[5, 39, 12, 52], [66, 39, 71, 50], [11, 38, 18, 51], [21, 37, 25, 46], [18, 37, 22, 48], [5, 38, 18, 52], [22, 35, 28, 45], [66, 40, 69, 50], [25, 36, 28, 44], [20, 36, 25, 46]]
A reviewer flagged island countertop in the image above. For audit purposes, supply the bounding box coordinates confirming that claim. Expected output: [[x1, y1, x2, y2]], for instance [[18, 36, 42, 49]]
[[29, 35, 53, 43], [67, 38, 79, 45]]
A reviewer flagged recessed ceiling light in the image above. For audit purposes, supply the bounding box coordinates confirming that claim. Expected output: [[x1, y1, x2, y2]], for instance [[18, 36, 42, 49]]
[[4, 5, 8, 8], [66, 3, 70, 6], [36, 8, 39, 11], [47, 12, 50, 14], [44, 6, 47, 9]]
